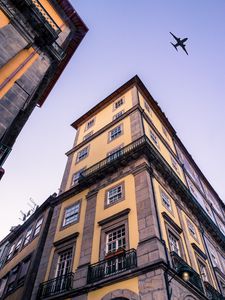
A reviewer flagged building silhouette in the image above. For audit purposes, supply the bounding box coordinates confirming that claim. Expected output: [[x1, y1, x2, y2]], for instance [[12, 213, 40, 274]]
[[0, 0, 88, 179]]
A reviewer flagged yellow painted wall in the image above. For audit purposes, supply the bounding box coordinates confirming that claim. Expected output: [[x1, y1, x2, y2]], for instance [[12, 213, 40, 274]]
[[88, 277, 139, 300], [0, 10, 9, 28], [153, 178, 190, 265], [66, 116, 132, 191], [0, 47, 39, 98], [38, 0, 64, 28], [44, 190, 88, 280], [91, 175, 139, 264], [144, 120, 186, 185], [76, 88, 134, 145], [139, 92, 176, 153]]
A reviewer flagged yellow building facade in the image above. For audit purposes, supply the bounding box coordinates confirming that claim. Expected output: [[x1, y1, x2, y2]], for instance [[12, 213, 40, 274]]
[[1, 76, 224, 300]]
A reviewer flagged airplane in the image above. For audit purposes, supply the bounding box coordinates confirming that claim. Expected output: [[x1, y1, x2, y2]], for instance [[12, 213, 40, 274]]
[[170, 32, 188, 55]]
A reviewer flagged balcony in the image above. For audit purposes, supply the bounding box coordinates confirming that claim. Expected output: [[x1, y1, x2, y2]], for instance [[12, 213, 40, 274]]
[[204, 282, 225, 300], [0, 143, 11, 166], [37, 272, 74, 299], [87, 249, 137, 284], [11, 0, 61, 46], [171, 251, 204, 293]]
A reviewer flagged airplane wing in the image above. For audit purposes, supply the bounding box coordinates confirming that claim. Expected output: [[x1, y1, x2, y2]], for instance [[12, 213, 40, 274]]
[[181, 38, 188, 43], [169, 32, 179, 42], [181, 44, 188, 55]]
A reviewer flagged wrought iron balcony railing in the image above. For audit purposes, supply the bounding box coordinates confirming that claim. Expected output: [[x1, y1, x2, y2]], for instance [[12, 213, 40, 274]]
[[37, 272, 74, 299], [0, 143, 11, 166], [171, 251, 204, 293], [204, 281, 225, 300], [11, 0, 61, 45], [87, 248, 137, 284]]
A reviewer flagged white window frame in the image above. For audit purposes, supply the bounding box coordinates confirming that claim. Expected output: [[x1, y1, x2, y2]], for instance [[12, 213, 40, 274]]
[[150, 130, 159, 147], [23, 228, 32, 246], [77, 147, 88, 162], [72, 169, 85, 186], [14, 238, 22, 254], [187, 220, 196, 237], [198, 260, 209, 282], [168, 231, 180, 255], [83, 131, 93, 141], [161, 190, 172, 211], [171, 155, 180, 173], [144, 101, 152, 115], [86, 118, 95, 130], [33, 218, 43, 237], [113, 110, 124, 120], [109, 125, 122, 141], [105, 226, 126, 254], [114, 98, 124, 110], [55, 248, 73, 277], [6, 244, 15, 260], [107, 185, 122, 205], [63, 202, 80, 227]]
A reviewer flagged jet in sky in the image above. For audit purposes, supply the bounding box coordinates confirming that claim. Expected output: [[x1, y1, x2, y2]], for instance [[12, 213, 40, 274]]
[[170, 32, 188, 55]]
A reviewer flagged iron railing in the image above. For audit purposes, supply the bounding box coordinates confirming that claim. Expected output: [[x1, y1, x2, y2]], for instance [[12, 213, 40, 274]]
[[0, 144, 11, 166], [204, 281, 225, 300], [38, 272, 74, 299], [171, 251, 204, 293], [87, 248, 137, 284]]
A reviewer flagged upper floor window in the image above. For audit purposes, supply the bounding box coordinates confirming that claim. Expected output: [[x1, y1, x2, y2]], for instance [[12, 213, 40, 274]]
[[33, 218, 43, 237], [106, 226, 126, 254], [171, 155, 180, 174], [63, 202, 80, 227], [14, 238, 23, 255], [198, 260, 209, 282], [109, 125, 122, 141], [114, 98, 124, 109], [168, 231, 180, 255], [56, 248, 73, 277], [144, 101, 152, 115], [211, 252, 219, 268], [161, 190, 172, 211], [7, 266, 18, 293], [83, 131, 93, 141], [77, 146, 89, 162], [6, 244, 15, 260], [107, 146, 123, 163], [113, 110, 124, 120], [85, 118, 95, 130], [72, 169, 85, 186], [150, 130, 159, 147], [162, 125, 169, 139], [107, 185, 123, 205], [23, 228, 32, 246], [187, 219, 197, 238]]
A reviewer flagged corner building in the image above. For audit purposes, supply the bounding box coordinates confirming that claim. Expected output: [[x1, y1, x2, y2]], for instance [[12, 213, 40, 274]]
[[35, 76, 224, 299], [0, 0, 88, 178]]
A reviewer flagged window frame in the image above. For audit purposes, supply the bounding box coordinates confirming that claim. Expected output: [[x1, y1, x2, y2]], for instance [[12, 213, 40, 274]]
[[85, 118, 95, 131], [23, 227, 33, 247], [108, 124, 123, 142], [113, 98, 124, 110], [83, 131, 93, 141], [61, 200, 81, 230], [113, 110, 124, 121], [33, 217, 43, 237], [144, 100, 152, 115], [104, 181, 125, 208], [149, 129, 160, 148], [71, 168, 86, 186], [76, 145, 90, 163], [170, 155, 180, 174], [160, 188, 172, 212]]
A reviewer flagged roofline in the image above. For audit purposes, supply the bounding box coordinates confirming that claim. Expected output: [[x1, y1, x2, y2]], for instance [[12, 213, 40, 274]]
[[71, 75, 224, 209], [37, 0, 88, 106]]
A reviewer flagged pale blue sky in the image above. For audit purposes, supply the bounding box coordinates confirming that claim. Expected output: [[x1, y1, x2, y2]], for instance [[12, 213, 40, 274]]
[[0, 0, 225, 239]]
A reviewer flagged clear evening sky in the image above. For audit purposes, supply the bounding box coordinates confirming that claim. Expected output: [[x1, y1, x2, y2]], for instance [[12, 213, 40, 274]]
[[0, 0, 225, 239]]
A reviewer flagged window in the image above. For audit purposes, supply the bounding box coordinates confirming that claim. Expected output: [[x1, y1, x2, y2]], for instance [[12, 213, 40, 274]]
[[107, 185, 123, 205], [109, 125, 122, 141], [56, 248, 73, 277], [150, 130, 159, 147], [187, 220, 197, 238], [23, 228, 32, 246], [107, 146, 123, 163], [162, 125, 169, 138], [13, 238, 23, 255], [0, 277, 7, 297], [168, 231, 180, 255], [144, 101, 151, 114], [171, 155, 180, 173], [83, 131, 93, 141], [6, 244, 15, 260], [113, 110, 124, 120], [72, 169, 85, 185], [211, 252, 218, 268], [86, 118, 95, 130], [114, 98, 124, 109], [106, 226, 126, 254], [18, 258, 30, 283], [7, 266, 18, 292], [63, 202, 80, 227], [198, 260, 208, 282], [161, 190, 172, 211], [33, 218, 43, 237], [77, 146, 89, 162]]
